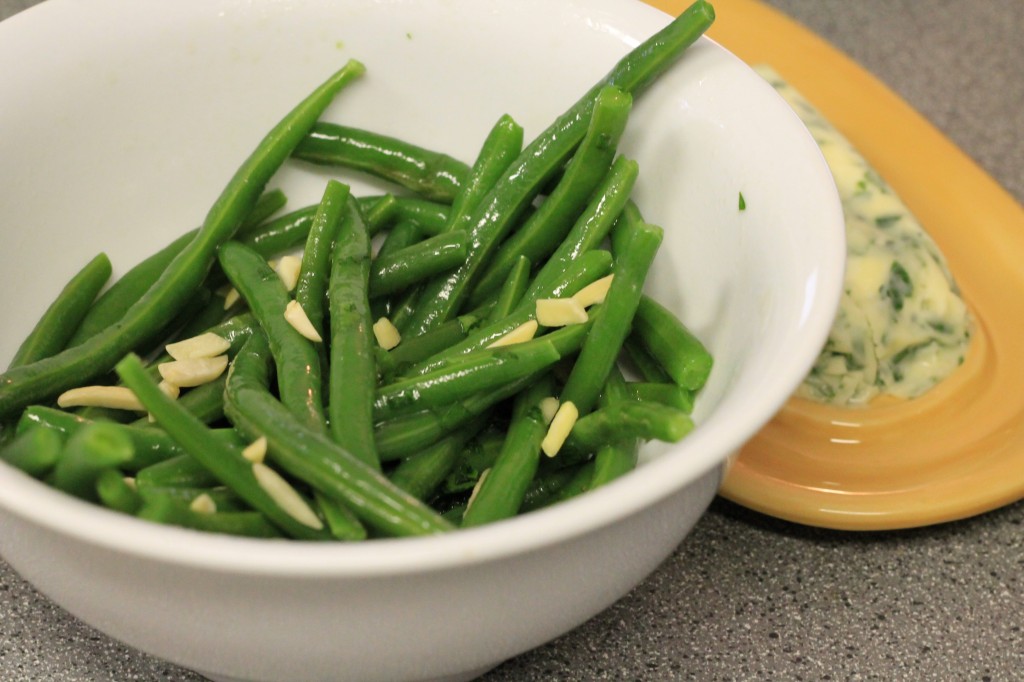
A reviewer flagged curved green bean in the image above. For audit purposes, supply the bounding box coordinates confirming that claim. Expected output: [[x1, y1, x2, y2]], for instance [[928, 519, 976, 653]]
[[0, 59, 366, 420], [294, 122, 470, 202], [218, 240, 327, 432]]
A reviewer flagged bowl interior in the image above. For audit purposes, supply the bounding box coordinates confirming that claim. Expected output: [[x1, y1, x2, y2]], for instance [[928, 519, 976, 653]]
[[0, 0, 844, 571]]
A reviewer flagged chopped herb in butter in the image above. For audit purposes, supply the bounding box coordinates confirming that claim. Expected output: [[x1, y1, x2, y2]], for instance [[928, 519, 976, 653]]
[[756, 65, 972, 406]]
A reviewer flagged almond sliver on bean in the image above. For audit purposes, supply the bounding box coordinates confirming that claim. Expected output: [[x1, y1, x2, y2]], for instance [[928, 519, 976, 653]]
[[57, 385, 145, 412], [284, 300, 323, 342], [165, 332, 231, 361], [158, 355, 229, 388], [274, 255, 302, 292]]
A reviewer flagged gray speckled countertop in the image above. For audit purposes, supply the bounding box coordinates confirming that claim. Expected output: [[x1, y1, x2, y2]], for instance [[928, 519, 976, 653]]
[[1, 1, 1022, 680]]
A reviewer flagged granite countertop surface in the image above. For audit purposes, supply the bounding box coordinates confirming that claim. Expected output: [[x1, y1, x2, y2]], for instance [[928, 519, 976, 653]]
[[1, 0, 1022, 680]]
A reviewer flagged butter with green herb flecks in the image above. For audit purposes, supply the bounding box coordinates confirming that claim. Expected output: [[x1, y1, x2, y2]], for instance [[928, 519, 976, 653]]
[[756, 65, 972, 406]]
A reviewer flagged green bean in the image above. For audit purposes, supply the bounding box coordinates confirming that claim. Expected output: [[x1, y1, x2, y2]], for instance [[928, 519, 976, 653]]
[[468, 86, 633, 306], [131, 375, 228, 427], [590, 367, 640, 489], [116, 352, 332, 540], [377, 218, 426, 258], [522, 156, 639, 302], [440, 429, 506, 495], [218, 241, 326, 432], [485, 255, 531, 325], [369, 230, 469, 299], [401, 1, 714, 334], [0, 59, 366, 420], [376, 313, 479, 380], [388, 421, 485, 501], [401, 114, 524, 335], [382, 197, 451, 235], [359, 194, 400, 236], [542, 460, 597, 507], [0, 426, 63, 478], [9, 253, 112, 369], [623, 335, 672, 383], [67, 190, 284, 348], [135, 454, 219, 490], [560, 221, 663, 416], [171, 289, 230, 342], [137, 494, 282, 538], [135, 485, 247, 513], [16, 405, 244, 472], [632, 294, 713, 391], [294, 122, 470, 202], [295, 180, 350, 341], [374, 373, 537, 462], [624, 381, 695, 414], [461, 375, 554, 527], [222, 334, 453, 537], [237, 204, 318, 256], [563, 402, 694, 456], [373, 339, 561, 422], [50, 421, 135, 502], [519, 464, 587, 513], [385, 286, 422, 334], [95, 469, 143, 515], [327, 195, 380, 469], [314, 491, 368, 542], [401, 250, 611, 377]]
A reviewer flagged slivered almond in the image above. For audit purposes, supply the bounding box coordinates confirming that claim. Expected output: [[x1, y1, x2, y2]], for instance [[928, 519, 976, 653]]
[[222, 287, 241, 310], [284, 300, 323, 342], [158, 356, 229, 388], [274, 255, 302, 292], [487, 320, 539, 348], [373, 317, 401, 350], [242, 436, 268, 464], [189, 493, 217, 515], [57, 386, 145, 412], [165, 332, 231, 360], [251, 462, 323, 530], [539, 397, 560, 425], [572, 274, 614, 308], [541, 400, 578, 457], [535, 298, 588, 327], [466, 468, 491, 510]]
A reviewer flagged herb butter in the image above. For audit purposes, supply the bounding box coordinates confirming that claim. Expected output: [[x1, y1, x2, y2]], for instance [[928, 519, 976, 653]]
[[756, 65, 972, 406]]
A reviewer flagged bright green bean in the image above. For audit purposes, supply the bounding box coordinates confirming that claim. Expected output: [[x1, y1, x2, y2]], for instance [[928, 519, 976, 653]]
[[468, 86, 633, 306], [559, 221, 663, 416], [368, 230, 469, 298], [9, 253, 112, 369], [461, 375, 554, 527], [0, 59, 365, 420], [401, 114, 524, 335], [50, 421, 135, 502], [373, 339, 561, 422], [0, 426, 63, 478], [632, 294, 713, 391], [327, 195, 379, 469], [223, 333, 453, 537], [117, 353, 333, 540], [294, 122, 470, 202], [296, 180, 350, 341], [218, 240, 327, 432]]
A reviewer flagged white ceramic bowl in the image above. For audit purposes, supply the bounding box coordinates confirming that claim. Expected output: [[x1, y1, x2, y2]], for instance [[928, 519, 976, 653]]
[[0, 1, 845, 680]]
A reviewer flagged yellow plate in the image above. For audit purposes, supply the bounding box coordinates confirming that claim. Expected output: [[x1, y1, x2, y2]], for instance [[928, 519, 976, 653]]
[[646, 0, 1024, 530]]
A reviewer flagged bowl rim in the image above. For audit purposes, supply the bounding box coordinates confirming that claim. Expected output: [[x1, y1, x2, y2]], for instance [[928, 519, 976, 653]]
[[0, 0, 846, 577]]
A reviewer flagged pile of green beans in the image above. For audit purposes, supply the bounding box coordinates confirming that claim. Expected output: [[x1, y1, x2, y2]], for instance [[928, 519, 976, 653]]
[[0, 1, 717, 540]]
